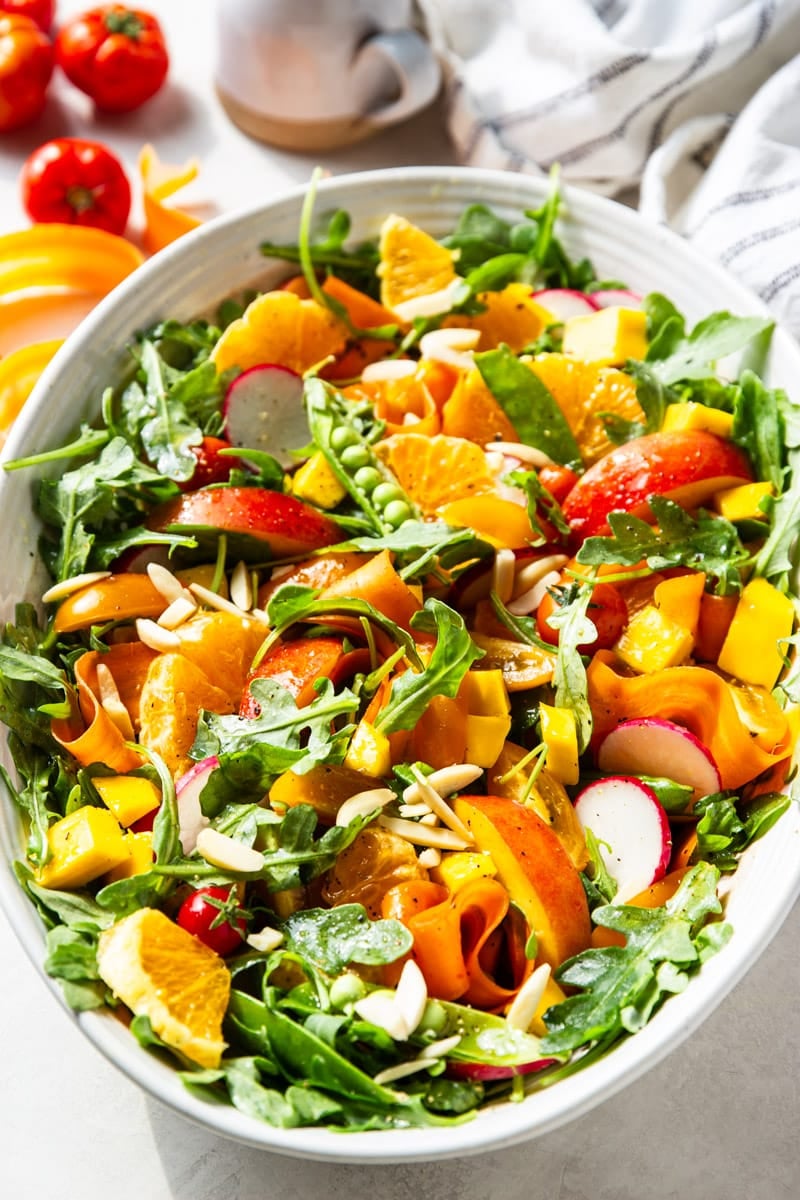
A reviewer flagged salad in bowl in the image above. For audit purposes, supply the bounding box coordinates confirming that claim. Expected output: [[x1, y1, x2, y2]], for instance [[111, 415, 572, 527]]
[[0, 167, 798, 1156]]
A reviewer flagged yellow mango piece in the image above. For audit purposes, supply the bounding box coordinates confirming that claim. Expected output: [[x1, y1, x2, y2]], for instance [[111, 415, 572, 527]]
[[529, 975, 568, 1037], [430, 850, 497, 892], [464, 713, 511, 767], [614, 605, 694, 674], [712, 480, 774, 522], [437, 495, 537, 549], [459, 669, 510, 717], [292, 451, 347, 510], [539, 703, 579, 785], [661, 401, 734, 437], [717, 577, 794, 689], [344, 720, 392, 777], [562, 307, 647, 366], [653, 571, 706, 638], [38, 807, 129, 890], [94, 776, 161, 828], [105, 832, 154, 883]]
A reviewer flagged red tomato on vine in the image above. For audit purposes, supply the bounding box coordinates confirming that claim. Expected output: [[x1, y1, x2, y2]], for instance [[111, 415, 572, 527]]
[[55, 4, 168, 112]]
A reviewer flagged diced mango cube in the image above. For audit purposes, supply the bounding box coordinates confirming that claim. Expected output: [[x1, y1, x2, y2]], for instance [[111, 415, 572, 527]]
[[653, 571, 706, 637], [464, 713, 511, 767], [539, 703, 579, 785], [717, 577, 794, 689], [38, 806, 130, 890], [436, 496, 537, 550], [562, 307, 647, 366], [344, 720, 392, 777], [712, 481, 774, 522], [459, 669, 510, 717], [661, 402, 734, 437], [104, 831, 154, 883], [614, 605, 694, 673], [292, 451, 347, 510], [93, 775, 161, 828], [430, 850, 497, 893]]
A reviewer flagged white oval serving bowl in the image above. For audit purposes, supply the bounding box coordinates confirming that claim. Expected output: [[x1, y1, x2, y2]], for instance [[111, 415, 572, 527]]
[[1, 166, 798, 1163]]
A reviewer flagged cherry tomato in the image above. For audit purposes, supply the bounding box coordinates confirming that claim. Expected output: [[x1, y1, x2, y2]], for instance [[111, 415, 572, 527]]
[[20, 137, 132, 235], [0, 1, 53, 32], [536, 580, 628, 653], [0, 12, 53, 132], [55, 5, 168, 113], [178, 437, 240, 492], [537, 463, 580, 505], [177, 885, 248, 956]]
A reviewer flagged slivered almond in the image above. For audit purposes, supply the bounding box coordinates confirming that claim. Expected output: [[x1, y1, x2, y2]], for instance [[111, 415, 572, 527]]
[[392, 278, 466, 323], [362, 359, 416, 383], [135, 618, 181, 653], [408, 763, 483, 799], [230, 561, 253, 612], [419, 812, 439, 827], [484, 441, 553, 468], [418, 1034, 462, 1060], [492, 548, 516, 605], [354, 990, 411, 1041], [417, 847, 441, 869], [505, 964, 552, 1032], [195, 828, 265, 873], [189, 581, 254, 618], [378, 815, 470, 851], [335, 788, 396, 827], [512, 553, 568, 595], [399, 802, 432, 820], [95, 662, 134, 740], [41, 571, 111, 604], [401, 774, 474, 843], [418, 327, 480, 370], [508, 569, 562, 617], [157, 595, 197, 630], [373, 1059, 433, 1087], [394, 960, 428, 1037], [246, 927, 284, 953], [147, 562, 192, 604]]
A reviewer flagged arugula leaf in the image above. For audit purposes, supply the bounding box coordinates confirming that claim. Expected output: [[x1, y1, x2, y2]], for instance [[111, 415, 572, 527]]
[[601, 360, 674, 447], [261, 207, 381, 298], [731, 369, 786, 493], [577, 496, 748, 594], [326, 521, 491, 580], [542, 583, 594, 752], [282, 905, 413, 975], [475, 346, 583, 472], [647, 308, 774, 386], [541, 863, 729, 1053], [374, 599, 484, 735], [505, 468, 571, 542], [692, 791, 791, 871]]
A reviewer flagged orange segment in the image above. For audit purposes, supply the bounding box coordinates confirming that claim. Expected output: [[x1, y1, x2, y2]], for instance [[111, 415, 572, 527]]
[[138, 652, 233, 777], [96, 908, 230, 1068], [375, 432, 495, 516], [444, 283, 551, 352], [210, 290, 347, 375], [442, 367, 518, 445], [377, 214, 458, 312], [529, 354, 644, 465]]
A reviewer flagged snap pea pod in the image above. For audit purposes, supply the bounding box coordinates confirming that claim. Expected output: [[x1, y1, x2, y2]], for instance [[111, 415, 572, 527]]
[[305, 377, 420, 535]]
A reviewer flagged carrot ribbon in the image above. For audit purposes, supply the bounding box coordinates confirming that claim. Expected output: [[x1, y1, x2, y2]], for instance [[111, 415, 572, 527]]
[[52, 647, 154, 773]]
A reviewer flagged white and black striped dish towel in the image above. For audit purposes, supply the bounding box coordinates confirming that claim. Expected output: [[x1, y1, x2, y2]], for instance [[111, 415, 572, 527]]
[[420, 0, 800, 338]]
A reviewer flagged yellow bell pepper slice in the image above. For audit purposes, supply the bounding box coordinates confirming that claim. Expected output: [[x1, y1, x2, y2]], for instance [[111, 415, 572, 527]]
[[140, 143, 202, 255], [0, 339, 63, 443], [0, 225, 143, 297]]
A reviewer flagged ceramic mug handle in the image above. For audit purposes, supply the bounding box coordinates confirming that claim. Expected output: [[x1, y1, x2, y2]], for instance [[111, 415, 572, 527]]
[[355, 30, 441, 129]]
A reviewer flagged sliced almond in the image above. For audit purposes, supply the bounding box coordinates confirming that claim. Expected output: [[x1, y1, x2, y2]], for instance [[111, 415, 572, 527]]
[[362, 359, 416, 383], [246, 927, 284, 953], [394, 959, 428, 1038], [418, 847, 441, 869], [95, 662, 135, 740], [419, 812, 439, 827], [392, 278, 467, 323], [484, 441, 553, 468], [492, 548, 516, 606], [418, 1034, 462, 1060], [353, 990, 410, 1041], [508, 569, 562, 617], [422, 763, 484, 797], [378, 815, 470, 851], [335, 788, 396, 827], [373, 1059, 433, 1087], [147, 562, 192, 605], [230, 560, 253, 612], [189, 581, 256, 618], [512, 553, 568, 596], [505, 963, 552, 1032], [195, 828, 265, 873], [419, 327, 481, 371], [135, 618, 181, 653], [41, 571, 111, 605], [398, 802, 432, 820], [400, 774, 473, 843], [157, 595, 197, 630]]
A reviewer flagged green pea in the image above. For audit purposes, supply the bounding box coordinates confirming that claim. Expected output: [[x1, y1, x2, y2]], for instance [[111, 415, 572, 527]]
[[340, 443, 371, 470], [329, 973, 367, 1010], [372, 481, 404, 509], [353, 466, 382, 493], [383, 499, 413, 527], [330, 425, 360, 452]]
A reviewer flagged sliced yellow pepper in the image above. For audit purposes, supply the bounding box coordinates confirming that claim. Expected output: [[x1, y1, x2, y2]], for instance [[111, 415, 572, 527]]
[[0, 225, 143, 297], [0, 339, 63, 444], [140, 144, 202, 255]]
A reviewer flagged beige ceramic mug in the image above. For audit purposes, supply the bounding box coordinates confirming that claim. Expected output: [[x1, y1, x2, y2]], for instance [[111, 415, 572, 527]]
[[215, 0, 441, 151]]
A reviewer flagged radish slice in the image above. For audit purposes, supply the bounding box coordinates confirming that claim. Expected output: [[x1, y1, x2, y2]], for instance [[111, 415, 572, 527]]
[[175, 756, 218, 853], [597, 718, 721, 803], [573, 776, 672, 903], [447, 1057, 558, 1082], [531, 289, 600, 321], [589, 289, 643, 309], [223, 364, 306, 468]]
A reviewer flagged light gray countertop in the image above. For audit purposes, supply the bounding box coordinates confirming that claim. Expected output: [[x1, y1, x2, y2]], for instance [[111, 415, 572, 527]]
[[1, 4, 798, 1196]]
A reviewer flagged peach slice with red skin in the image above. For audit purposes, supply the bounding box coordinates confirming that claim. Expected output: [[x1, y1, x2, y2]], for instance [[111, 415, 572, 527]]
[[147, 487, 342, 560], [452, 794, 592, 970], [562, 430, 753, 542]]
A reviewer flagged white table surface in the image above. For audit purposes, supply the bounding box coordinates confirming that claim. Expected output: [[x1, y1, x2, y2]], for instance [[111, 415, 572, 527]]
[[1, 4, 798, 1197]]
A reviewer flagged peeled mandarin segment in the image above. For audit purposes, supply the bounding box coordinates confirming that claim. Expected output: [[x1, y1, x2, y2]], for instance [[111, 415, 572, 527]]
[[96, 908, 230, 1069], [0, 225, 144, 297], [321, 825, 428, 919], [138, 652, 233, 777], [443, 283, 551, 352], [377, 213, 458, 311], [374, 432, 494, 516], [209, 290, 347, 375], [139, 144, 202, 255], [528, 354, 643, 465], [442, 368, 519, 444], [0, 338, 63, 439]]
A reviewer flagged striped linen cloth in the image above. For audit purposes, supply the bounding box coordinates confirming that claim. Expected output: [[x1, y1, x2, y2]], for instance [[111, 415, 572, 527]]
[[420, 0, 800, 336]]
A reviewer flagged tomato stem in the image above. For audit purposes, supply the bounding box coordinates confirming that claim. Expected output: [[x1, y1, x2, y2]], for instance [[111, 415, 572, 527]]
[[104, 10, 143, 39], [65, 185, 96, 215]]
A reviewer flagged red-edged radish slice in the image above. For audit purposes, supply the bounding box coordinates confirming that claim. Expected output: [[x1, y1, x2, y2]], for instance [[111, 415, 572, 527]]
[[573, 776, 672, 903], [589, 289, 643, 309], [223, 364, 306, 468], [597, 718, 721, 803], [175, 755, 218, 853], [531, 289, 600, 321], [447, 1057, 558, 1082]]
